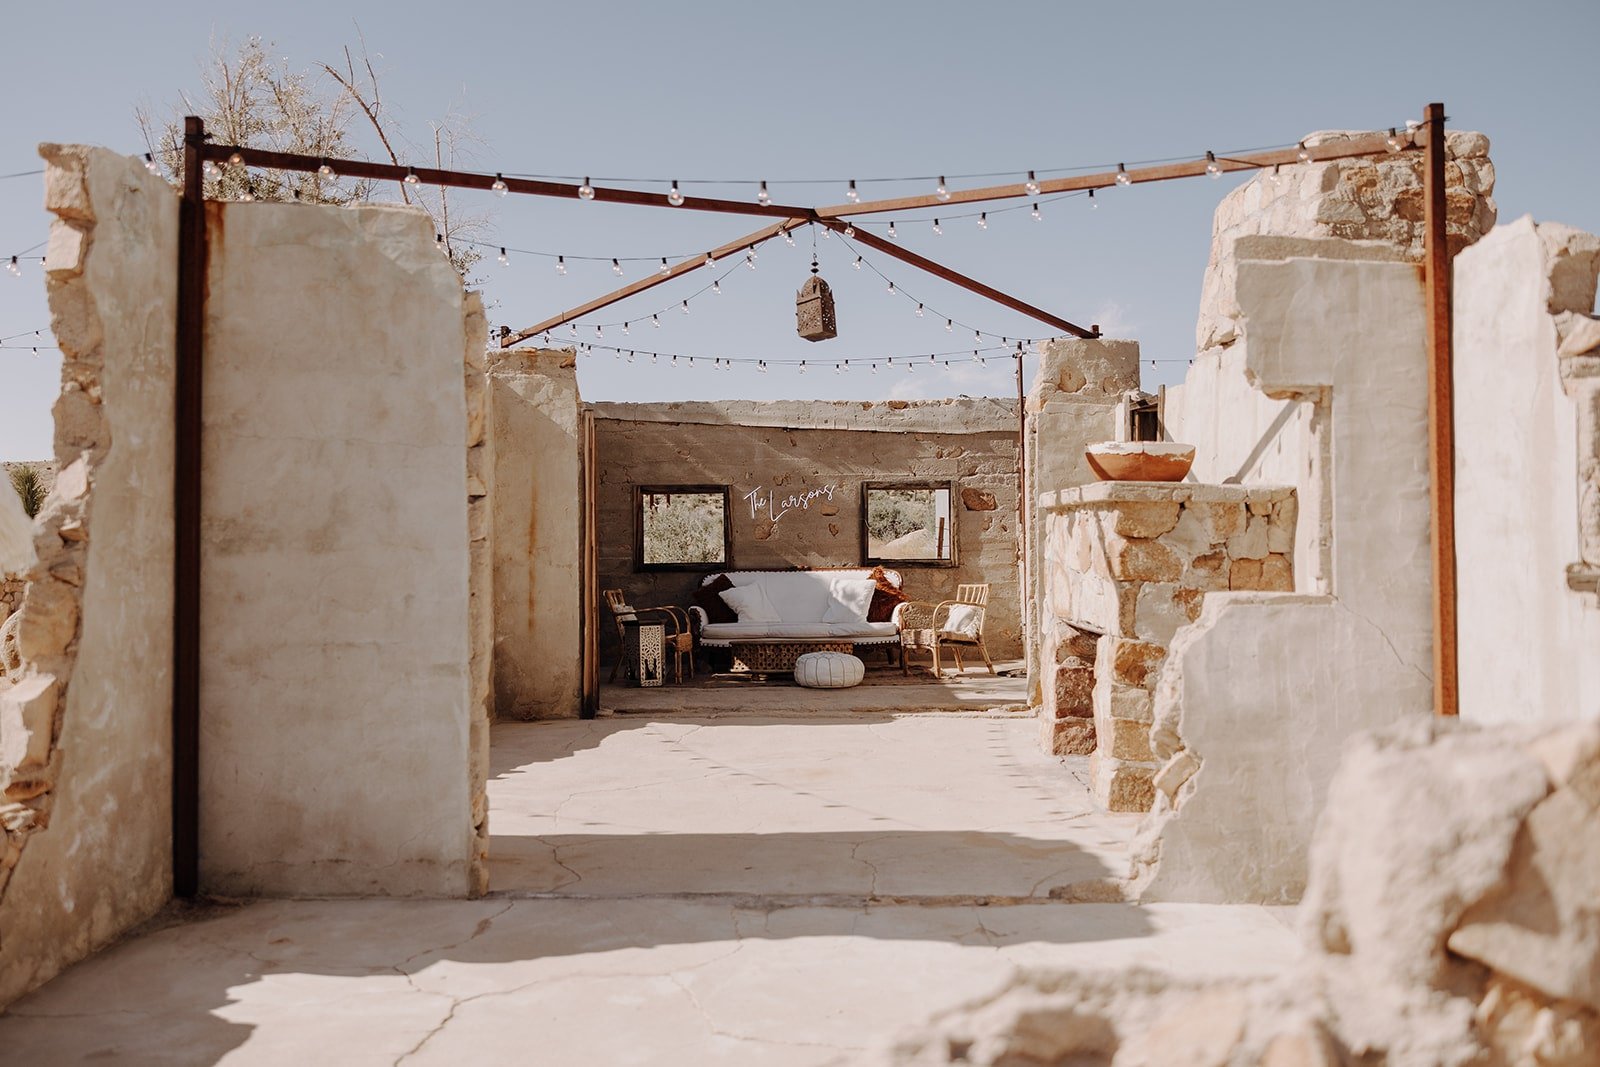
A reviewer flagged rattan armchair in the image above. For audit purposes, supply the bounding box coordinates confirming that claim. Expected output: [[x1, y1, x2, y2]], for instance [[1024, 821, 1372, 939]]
[[898, 583, 995, 677], [604, 588, 696, 684]]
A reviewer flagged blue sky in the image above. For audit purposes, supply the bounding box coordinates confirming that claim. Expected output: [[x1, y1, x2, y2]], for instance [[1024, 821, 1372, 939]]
[[3, 0, 1598, 458]]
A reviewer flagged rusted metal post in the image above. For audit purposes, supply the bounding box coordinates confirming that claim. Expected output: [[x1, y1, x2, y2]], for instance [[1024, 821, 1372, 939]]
[[1016, 348, 1028, 647], [1422, 102, 1458, 718], [173, 116, 207, 895]]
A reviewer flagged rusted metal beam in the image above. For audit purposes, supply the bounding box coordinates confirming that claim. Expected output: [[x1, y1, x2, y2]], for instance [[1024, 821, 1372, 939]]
[[817, 218, 1097, 339], [203, 143, 813, 222], [503, 218, 808, 346], [1422, 102, 1458, 718], [819, 131, 1411, 218], [174, 116, 207, 897]]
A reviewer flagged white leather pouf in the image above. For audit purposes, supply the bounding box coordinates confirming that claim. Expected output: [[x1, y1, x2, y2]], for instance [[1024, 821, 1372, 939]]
[[793, 651, 865, 689]]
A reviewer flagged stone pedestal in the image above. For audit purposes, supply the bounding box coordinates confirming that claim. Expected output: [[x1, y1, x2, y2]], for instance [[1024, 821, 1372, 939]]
[[1039, 482, 1297, 812]]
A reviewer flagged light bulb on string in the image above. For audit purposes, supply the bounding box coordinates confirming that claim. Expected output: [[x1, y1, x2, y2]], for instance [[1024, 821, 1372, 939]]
[[886, 281, 895, 294], [757, 180, 771, 205], [758, 360, 768, 373], [612, 258, 624, 275], [978, 212, 988, 230], [595, 326, 604, 339], [318, 160, 336, 179], [915, 303, 924, 317], [556, 255, 567, 275], [821, 227, 831, 240], [404, 168, 421, 186], [1115, 163, 1132, 187], [6, 256, 19, 277], [798, 360, 807, 375], [853, 256, 863, 271], [932, 219, 942, 235], [871, 362, 878, 374], [712, 280, 721, 294], [1266, 164, 1281, 185], [671, 355, 678, 367], [228, 152, 244, 167], [579, 177, 596, 199], [1088, 189, 1098, 209], [783, 229, 796, 246], [1031, 202, 1041, 221], [1296, 142, 1311, 164], [1025, 170, 1041, 196], [936, 175, 950, 201], [887, 221, 897, 238], [497, 247, 509, 267], [1205, 151, 1223, 179], [143, 153, 161, 175], [569, 323, 578, 336], [835, 363, 843, 374], [659, 257, 670, 276], [681, 300, 690, 315], [974, 329, 982, 343], [491, 173, 508, 195], [623, 322, 631, 335], [844, 223, 855, 237], [703, 253, 716, 271], [202, 159, 219, 179], [651, 353, 658, 364], [1385, 127, 1405, 152], [973, 350, 982, 363], [846, 180, 859, 203], [745, 248, 757, 270], [667, 181, 684, 206], [945, 318, 953, 332], [652, 314, 661, 329], [627, 351, 635, 363], [239, 184, 255, 203]]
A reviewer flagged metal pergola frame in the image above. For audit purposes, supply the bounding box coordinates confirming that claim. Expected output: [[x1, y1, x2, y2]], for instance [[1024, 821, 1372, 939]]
[[168, 105, 1458, 898]]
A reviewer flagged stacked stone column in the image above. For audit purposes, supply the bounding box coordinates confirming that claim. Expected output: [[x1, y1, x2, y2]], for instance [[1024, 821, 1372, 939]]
[[1039, 483, 1297, 812]]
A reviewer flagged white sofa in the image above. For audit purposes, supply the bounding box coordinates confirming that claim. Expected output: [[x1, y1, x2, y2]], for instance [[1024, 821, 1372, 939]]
[[688, 568, 905, 649]]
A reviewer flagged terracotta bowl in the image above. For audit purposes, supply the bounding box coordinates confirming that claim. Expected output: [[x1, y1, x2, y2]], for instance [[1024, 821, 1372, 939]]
[[1085, 441, 1197, 482]]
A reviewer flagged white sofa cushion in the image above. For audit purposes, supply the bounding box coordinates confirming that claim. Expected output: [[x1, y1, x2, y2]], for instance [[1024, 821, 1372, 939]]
[[821, 578, 876, 624], [700, 621, 899, 643], [719, 584, 781, 623]]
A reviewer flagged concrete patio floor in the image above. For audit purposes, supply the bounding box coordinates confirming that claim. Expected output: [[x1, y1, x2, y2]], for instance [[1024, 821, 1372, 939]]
[[0, 714, 1303, 1065]]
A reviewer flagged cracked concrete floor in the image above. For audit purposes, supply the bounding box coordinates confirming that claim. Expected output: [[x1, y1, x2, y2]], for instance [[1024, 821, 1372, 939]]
[[0, 714, 1301, 1065]]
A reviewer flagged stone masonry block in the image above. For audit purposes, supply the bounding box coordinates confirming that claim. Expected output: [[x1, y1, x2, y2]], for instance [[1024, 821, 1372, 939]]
[[1226, 515, 1270, 560], [1101, 636, 1166, 689], [1107, 533, 1182, 583], [1050, 659, 1095, 720], [1106, 683, 1155, 724], [1108, 501, 1182, 539], [1260, 553, 1293, 590], [1134, 582, 1195, 644], [1092, 752, 1156, 814], [1195, 501, 1246, 543], [0, 674, 58, 772], [1106, 717, 1155, 762], [1229, 558, 1264, 589], [15, 579, 78, 661], [1183, 550, 1231, 592], [1042, 716, 1097, 756]]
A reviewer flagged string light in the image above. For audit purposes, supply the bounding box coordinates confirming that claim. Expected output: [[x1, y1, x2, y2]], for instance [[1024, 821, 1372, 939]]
[[202, 159, 219, 179], [798, 360, 807, 374], [318, 160, 336, 179], [846, 180, 859, 203], [497, 247, 509, 267], [659, 257, 670, 275], [556, 255, 567, 275], [945, 319, 953, 332], [239, 184, 255, 202], [887, 280, 895, 294], [1204, 151, 1222, 179], [887, 221, 897, 238], [757, 180, 771, 205], [228, 152, 244, 167], [668, 180, 684, 206], [6, 256, 18, 277], [1266, 164, 1281, 185], [916, 303, 924, 317], [491, 173, 508, 195], [932, 218, 942, 235], [1025, 170, 1040, 196], [1385, 127, 1405, 152], [596, 325, 604, 339], [1088, 189, 1098, 208], [623, 322, 631, 335], [745, 248, 757, 270], [404, 168, 421, 186], [704, 253, 716, 270], [680, 299, 690, 315], [143, 153, 161, 175], [712, 279, 721, 294], [1296, 142, 1311, 163], [935, 175, 950, 201], [1115, 163, 1132, 186], [579, 177, 596, 200], [1031, 202, 1041, 220], [978, 212, 988, 229], [853, 256, 863, 270], [612, 258, 624, 275], [783, 229, 796, 246], [843, 223, 855, 238], [652, 314, 661, 328]]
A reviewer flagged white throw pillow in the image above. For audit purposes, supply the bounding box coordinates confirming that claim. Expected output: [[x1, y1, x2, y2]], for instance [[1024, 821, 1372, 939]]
[[942, 604, 982, 638], [821, 578, 876, 624], [719, 584, 781, 623]]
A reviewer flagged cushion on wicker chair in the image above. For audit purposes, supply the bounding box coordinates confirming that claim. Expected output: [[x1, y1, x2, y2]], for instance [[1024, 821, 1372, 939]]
[[793, 651, 865, 689]]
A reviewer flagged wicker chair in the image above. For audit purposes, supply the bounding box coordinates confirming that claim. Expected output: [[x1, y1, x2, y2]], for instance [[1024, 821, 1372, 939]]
[[899, 583, 995, 677], [604, 589, 695, 684]]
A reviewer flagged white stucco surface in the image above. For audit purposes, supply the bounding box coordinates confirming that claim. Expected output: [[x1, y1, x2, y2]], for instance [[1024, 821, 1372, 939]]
[[0, 148, 177, 1004], [1133, 243, 1436, 903], [198, 201, 474, 895], [1455, 217, 1600, 725], [0, 483, 33, 576], [488, 348, 583, 719]]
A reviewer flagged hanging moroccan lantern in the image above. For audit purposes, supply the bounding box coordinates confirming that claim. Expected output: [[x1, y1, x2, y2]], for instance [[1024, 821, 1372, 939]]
[[796, 257, 838, 342]]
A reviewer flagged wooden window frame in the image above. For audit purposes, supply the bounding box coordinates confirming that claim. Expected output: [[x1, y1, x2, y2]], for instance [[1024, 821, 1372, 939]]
[[633, 484, 732, 572], [860, 481, 959, 568]]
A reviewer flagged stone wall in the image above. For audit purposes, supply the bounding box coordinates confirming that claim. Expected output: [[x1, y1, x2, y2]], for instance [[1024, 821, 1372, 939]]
[[1196, 128, 1496, 353], [594, 398, 1024, 663], [1021, 339, 1140, 705], [1132, 240, 1437, 904], [197, 198, 476, 897], [463, 296, 494, 893], [1038, 483, 1295, 812], [0, 146, 178, 1006], [1456, 217, 1600, 726], [488, 348, 583, 720]]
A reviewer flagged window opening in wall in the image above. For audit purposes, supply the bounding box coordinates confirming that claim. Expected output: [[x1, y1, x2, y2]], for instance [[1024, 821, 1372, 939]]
[[862, 483, 956, 566], [635, 485, 730, 570], [1129, 396, 1160, 442]]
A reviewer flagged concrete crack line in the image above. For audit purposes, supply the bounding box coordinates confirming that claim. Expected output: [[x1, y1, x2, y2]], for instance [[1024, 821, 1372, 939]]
[[390, 901, 519, 1066]]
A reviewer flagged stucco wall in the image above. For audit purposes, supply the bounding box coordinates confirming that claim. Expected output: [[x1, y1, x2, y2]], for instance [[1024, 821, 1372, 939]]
[[198, 200, 475, 896], [0, 147, 177, 1005], [1456, 217, 1600, 725], [594, 399, 1023, 663], [488, 348, 583, 720], [1132, 242, 1436, 904]]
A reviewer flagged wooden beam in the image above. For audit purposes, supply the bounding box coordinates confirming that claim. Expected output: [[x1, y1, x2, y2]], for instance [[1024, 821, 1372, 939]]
[[1422, 102, 1458, 717], [173, 116, 207, 898], [818, 218, 1096, 339], [204, 143, 813, 221], [820, 130, 1410, 218], [503, 218, 807, 346]]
